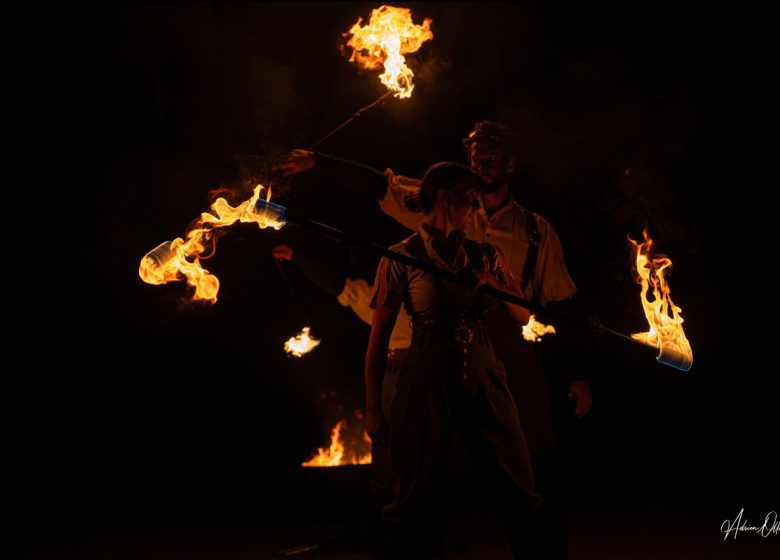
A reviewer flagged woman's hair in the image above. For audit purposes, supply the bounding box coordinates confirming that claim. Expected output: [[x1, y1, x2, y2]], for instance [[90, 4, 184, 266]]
[[404, 161, 477, 214]]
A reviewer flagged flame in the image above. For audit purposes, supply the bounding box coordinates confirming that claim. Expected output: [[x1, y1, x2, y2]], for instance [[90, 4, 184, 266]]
[[522, 315, 556, 342], [302, 420, 372, 467], [139, 185, 285, 303], [284, 326, 321, 357], [343, 5, 433, 98], [628, 229, 693, 368]]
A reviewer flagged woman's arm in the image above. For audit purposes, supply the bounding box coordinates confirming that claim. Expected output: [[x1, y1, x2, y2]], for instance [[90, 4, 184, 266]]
[[365, 303, 397, 435]]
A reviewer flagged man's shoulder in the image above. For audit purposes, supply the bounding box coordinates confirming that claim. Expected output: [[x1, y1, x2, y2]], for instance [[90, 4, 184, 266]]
[[510, 200, 558, 234]]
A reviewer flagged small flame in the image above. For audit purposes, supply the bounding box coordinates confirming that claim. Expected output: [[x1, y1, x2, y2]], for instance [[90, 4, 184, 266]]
[[343, 5, 433, 98], [522, 315, 556, 342], [284, 326, 321, 357], [139, 185, 285, 303], [628, 230, 693, 370], [302, 420, 372, 467]]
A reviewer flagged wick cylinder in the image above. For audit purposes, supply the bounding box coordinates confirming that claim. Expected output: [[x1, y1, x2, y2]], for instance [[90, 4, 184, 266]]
[[255, 199, 288, 224], [143, 241, 175, 267], [657, 342, 693, 371]]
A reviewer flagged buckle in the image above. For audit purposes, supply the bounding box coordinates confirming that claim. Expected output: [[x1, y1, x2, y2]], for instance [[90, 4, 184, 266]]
[[453, 325, 474, 344]]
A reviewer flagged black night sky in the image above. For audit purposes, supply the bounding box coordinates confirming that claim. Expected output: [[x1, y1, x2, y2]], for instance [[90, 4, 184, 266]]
[[8, 3, 778, 557]]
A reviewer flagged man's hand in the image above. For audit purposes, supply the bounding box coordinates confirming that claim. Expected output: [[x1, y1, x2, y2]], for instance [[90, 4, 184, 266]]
[[272, 244, 294, 262], [276, 149, 316, 177], [568, 380, 593, 418]]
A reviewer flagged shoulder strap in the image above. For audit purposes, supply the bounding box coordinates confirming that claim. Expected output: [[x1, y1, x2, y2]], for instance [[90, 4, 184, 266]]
[[520, 209, 541, 296]]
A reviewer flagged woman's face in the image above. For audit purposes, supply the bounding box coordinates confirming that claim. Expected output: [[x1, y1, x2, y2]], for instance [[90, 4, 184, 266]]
[[446, 185, 480, 230]]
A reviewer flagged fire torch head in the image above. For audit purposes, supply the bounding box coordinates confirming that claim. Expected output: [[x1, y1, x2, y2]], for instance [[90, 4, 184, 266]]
[[143, 241, 175, 268], [657, 341, 693, 371], [254, 198, 288, 224]]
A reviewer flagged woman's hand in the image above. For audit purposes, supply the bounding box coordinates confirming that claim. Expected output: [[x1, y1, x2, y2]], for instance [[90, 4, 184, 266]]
[[365, 408, 388, 448]]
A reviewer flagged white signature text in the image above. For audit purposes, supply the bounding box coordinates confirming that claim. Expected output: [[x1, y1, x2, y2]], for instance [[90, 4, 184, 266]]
[[720, 508, 779, 540]]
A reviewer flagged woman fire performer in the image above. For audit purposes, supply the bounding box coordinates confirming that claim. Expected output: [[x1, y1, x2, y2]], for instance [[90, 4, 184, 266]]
[[365, 162, 542, 559]]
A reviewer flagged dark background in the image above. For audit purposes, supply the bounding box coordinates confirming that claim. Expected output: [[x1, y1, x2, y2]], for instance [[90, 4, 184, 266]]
[[8, 2, 777, 539]]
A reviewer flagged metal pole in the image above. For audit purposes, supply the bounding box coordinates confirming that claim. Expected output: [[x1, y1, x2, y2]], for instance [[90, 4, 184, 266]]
[[309, 90, 395, 151], [278, 209, 648, 349]]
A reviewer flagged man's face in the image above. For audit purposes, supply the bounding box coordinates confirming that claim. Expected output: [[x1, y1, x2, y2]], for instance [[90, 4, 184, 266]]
[[469, 139, 513, 194]]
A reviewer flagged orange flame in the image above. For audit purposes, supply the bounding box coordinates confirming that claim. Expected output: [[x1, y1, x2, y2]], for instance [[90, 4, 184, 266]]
[[628, 230, 693, 370], [343, 5, 433, 98], [139, 185, 285, 303], [284, 326, 321, 357], [522, 315, 556, 342], [301, 419, 372, 467]]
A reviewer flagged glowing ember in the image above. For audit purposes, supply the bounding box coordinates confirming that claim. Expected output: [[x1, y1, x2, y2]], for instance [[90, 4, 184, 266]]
[[284, 326, 321, 357], [628, 230, 693, 371], [139, 185, 285, 303], [342, 5, 433, 98], [302, 420, 372, 467], [522, 315, 556, 342]]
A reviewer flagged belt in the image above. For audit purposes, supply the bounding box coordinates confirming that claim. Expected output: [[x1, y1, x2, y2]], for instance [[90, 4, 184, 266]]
[[411, 308, 486, 328], [411, 310, 487, 345]]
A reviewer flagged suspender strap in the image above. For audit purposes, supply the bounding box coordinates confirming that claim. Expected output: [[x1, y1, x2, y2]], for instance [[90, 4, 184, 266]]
[[520, 209, 541, 296]]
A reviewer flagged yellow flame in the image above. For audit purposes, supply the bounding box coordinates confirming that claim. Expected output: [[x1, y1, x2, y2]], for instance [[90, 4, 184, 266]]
[[284, 326, 321, 357], [302, 419, 372, 467], [522, 315, 556, 342], [343, 5, 433, 98], [139, 185, 285, 302], [628, 229, 693, 364]]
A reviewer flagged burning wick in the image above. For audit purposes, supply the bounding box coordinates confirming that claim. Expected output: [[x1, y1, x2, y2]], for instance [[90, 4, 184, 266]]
[[284, 326, 321, 358], [342, 5, 433, 99], [275, 255, 321, 358], [522, 315, 556, 342], [628, 230, 693, 371], [139, 185, 286, 303]]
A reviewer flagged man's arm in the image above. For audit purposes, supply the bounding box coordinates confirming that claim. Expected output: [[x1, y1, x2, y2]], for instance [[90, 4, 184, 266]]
[[533, 218, 593, 417], [278, 149, 424, 231], [278, 149, 388, 199]]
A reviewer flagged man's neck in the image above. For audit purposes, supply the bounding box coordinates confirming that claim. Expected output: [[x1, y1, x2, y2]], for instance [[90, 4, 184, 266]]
[[481, 184, 511, 217]]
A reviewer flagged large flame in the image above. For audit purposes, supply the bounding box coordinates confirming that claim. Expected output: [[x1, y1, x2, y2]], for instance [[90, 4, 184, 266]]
[[343, 5, 433, 98], [522, 315, 556, 342], [302, 419, 372, 467], [628, 230, 693, 369], [139, 185, 285, 303], [284, 326, 321, 357]]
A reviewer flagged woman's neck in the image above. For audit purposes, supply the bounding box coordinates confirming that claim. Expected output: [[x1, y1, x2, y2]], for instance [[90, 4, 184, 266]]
[[423, 212, 464, 267]]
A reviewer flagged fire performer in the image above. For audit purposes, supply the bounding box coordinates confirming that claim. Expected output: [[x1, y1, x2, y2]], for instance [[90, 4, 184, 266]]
[[365, 161, 542, 559], [280, 120, 591, 557]]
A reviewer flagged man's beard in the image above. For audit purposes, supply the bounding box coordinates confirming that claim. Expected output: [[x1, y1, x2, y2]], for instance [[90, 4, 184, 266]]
[[480, 178, 506, 194]]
